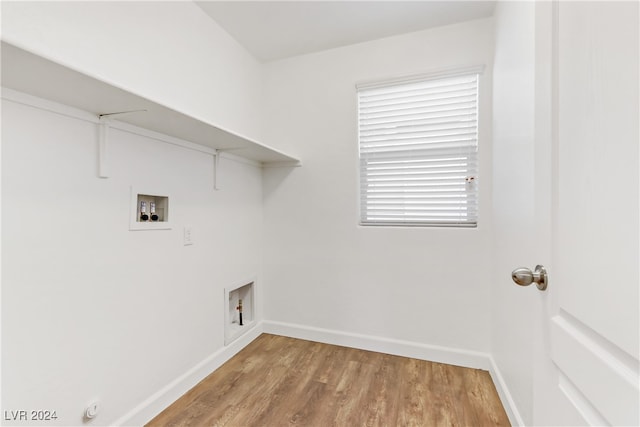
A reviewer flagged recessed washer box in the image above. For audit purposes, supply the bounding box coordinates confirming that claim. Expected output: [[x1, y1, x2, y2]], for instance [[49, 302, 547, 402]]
[[129, 187, 170, 231], [225, 280, 256, 345]]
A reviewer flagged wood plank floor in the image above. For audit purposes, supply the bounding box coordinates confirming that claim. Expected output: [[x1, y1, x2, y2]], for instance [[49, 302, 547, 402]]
[[147, 334, 510, 427]]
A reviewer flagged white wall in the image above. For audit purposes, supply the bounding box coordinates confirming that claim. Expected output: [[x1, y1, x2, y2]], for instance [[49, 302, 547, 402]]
[[262, 19, 494, 353], [1, 94, 263, 425], [1, 3, 535, 424], [490, 2, 537, 425], [1, 1, 263, 141], [1, 3, 267, 424]]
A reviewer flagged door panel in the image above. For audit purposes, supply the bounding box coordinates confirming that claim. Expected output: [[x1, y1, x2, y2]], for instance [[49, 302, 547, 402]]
[[551, 313, 638, 425], [555, 0, 639, 359], [535, 2, 639, 425]]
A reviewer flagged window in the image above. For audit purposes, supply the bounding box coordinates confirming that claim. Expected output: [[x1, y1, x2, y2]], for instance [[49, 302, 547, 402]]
[[357, 67, 481, 227]]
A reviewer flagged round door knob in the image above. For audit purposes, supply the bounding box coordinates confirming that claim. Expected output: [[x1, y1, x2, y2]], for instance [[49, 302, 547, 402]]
[[512, 268, 534, 286], [511, 265, 548, 291]]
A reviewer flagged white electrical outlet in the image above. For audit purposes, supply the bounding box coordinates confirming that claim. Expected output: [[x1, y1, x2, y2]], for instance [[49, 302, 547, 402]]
[[183, 226, 193, 246]]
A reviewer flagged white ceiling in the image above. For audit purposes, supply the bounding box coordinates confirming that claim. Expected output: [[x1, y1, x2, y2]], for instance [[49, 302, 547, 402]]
[[196, 1, 496, 62]]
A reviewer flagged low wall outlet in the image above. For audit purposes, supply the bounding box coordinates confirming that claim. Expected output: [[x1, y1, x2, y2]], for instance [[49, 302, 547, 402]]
[[183, 226, 193, 246], [85, 401, 100, 420]]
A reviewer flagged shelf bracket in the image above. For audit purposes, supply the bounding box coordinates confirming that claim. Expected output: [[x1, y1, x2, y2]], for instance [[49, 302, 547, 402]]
[[96, 110, 147, 179], [213, 151, 220, 191], [97, 116, 110, 178]]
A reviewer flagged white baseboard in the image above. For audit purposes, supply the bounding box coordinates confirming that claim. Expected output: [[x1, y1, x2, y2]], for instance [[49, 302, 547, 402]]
[[488, 356, 526, 426], [263, 320, 490, 370], [112, 323, 263, 426]]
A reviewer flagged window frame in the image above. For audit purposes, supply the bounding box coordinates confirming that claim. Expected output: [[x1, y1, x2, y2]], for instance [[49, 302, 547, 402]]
[[356, 66, 484, 228]]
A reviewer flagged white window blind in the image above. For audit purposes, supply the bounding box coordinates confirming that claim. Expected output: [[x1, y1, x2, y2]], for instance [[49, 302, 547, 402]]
[[357, 69, 480, 227]]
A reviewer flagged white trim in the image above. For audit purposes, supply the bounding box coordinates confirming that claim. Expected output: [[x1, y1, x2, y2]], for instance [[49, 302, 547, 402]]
[[111, 323, 263, 427], [488, 356, 526, 427], [263, 320, 490, 370], [356, 64, 485, 90]]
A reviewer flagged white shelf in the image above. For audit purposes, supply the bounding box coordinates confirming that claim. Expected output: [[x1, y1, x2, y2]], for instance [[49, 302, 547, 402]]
[[0, 42, 300, 166]]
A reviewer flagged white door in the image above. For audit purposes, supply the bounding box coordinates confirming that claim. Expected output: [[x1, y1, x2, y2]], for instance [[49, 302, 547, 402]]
[[531, 2, 639, 425]]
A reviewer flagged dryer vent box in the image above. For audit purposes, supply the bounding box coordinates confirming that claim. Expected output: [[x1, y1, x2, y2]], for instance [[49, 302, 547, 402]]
[[225, 281, 256, 345]]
